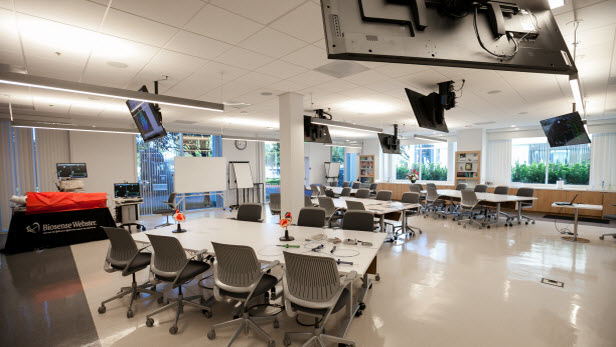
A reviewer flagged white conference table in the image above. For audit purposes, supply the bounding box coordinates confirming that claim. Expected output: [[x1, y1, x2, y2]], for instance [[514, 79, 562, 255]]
[[327, 186, 358, 195], [551, 203, 603, 243], [422, 189, 538, 227]]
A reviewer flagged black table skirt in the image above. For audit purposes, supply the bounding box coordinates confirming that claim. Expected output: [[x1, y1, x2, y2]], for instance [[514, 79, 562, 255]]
[[2, 208, 115, 254]]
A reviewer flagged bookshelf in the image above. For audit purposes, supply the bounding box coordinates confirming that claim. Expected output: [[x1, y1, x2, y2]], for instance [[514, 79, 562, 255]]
[[455, 151, 481, 189], [358, 155, 375, 184]]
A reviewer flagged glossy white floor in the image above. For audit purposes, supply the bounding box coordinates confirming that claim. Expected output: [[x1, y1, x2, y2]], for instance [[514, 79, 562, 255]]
[[71, 208, 616, 347]]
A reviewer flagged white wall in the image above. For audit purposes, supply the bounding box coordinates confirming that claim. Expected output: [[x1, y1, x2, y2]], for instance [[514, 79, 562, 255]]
[[305, 142, 331, 186], [68, 131, 138, 209]]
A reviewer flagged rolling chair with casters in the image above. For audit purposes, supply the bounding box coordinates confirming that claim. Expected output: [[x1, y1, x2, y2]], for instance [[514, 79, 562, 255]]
[[144, 234, 213, 335], [425, 183, 437, 189], [424, 186, 446, 219], [342, 181, 350, 188], [351, 181, 361, 189], [355, 188, 370, 199], [368, 183, 378, 197], [297, 207, 326, 228], [318, 197, 343, 228], [236, 203, 263, 222], [392, 192, 423, 239], [409, 184, 426, 209], [282, 252, 357, 347], [207, 242, 281, 347], [340, 187, 352, 197], [310, 184, 320, 198], [98, 227, 163, 318], [456, 190, 486, 229], [269, 193, 281, 218], [319, 185, 327, 197], [509, 188, 536, 226], [599, 213, 616, 240], [345, 200, 365, 211], [342, 211, 381, 281], [375, 190, 392, 201], [474, 184, 488, 193], [153, 193, 177, 228], [488, 186, 510, 222], [304, 194, 316, 207]]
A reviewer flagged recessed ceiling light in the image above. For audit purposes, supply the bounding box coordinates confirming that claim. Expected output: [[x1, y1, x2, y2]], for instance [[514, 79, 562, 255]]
[[240, 111, 248, 114], [548, 0, 565, 9], [107, 61, 128, 69], [487, 90, 502, 94], [511, 125, 516, 127], [260, 92, 273, 96]]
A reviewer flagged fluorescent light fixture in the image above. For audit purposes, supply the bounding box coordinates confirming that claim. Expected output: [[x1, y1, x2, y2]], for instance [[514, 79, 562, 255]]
[[0, 71, 224, 112], [11, 120, 139, 134], [221, 135, 278, 142], [310, 118, 383, 133], [339, 100, 396, 114], [569, 74, 585, 114], [548, 0, 565, 9], [324, 144, 362, 148], [414, 134, 447, 143]]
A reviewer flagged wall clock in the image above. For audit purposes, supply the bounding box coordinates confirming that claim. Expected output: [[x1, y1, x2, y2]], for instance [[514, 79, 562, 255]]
[[235, 140, 247, 150]]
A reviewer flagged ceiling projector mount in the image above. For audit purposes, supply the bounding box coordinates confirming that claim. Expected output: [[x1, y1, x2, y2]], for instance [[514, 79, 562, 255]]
[[405, 79, 464, 134]]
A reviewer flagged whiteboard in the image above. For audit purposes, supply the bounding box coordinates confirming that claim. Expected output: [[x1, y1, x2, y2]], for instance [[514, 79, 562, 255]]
[[326, 162, 341, 178], [230, 162, 254, 189], [174, 157, 227, 193]]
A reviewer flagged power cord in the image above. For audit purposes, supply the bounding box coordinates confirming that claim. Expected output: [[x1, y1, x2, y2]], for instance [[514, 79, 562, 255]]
[[554, 218, 573, 235], [473, 7, 518, 59]]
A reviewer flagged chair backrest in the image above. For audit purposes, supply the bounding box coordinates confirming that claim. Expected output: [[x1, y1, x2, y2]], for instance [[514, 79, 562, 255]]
[[355, 188, 370, 199], [165, 192, 177, 208], [237, 203, 262, 222], [460, 190, 479, 207], [426, 186, 439, 203], [494, 186, 509, 195], [297, 207, 326, 228], [369, 183, 378, 190], [283, 251, 341, 303], [342, 181, 350, 188], [146, 234, 188, 278], [375, 190, 392, 201], [408, 184, 421, 194], [516, 188, 535, 208], [351, 182, 361, 189], [455, 183, 467, 191], [345, 200, 365, 210], [401, 192, 420, 204], [304, 194, 314, 207], [269, 193, 281, 213], [310, 184, 320, 197], [426, 183, 437, 189], [211, 242, 261, 288], [102, 227, 138, 265], [317, 197, 338, 217], [341, 187, 352, 197], [474, 184, 488, 193], [342, 211, 375, 231], [319, 185, 327, 196]]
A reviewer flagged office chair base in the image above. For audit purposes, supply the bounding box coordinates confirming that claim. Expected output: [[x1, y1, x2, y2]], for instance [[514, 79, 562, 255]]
[[599, 233, 616, 240], [207, 310, 278, 346], [98, 274, 162, 318], [154, 215, 173, 229], [562, 236, 590, 243], [145, 291, 212, 334], [283, 331, 355, 347]]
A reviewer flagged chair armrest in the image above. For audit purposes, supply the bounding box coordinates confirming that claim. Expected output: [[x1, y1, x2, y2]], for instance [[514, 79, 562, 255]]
[[340, 271, 357, 286], [261, 260, 280, 273], [171, 249, 209, 287], [188, 249, 209, 260]]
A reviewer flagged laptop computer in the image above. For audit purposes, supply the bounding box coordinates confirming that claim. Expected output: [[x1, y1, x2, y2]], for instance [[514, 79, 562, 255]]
[[555, 194, 578, 206]]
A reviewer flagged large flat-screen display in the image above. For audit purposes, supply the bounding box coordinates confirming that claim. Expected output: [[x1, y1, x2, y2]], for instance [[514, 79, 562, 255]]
[[126, 86, 167, 142], [304, 116, 333, 144], [57, 163, 87, 178], [540, 112, 591, 148], [114, 183, 141, 198], [405, 88, 449, 133], [378, 133, 400, 154]]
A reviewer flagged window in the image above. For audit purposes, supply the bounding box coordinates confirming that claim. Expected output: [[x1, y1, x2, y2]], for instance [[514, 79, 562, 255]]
[[330, 146, 345, 186], [395, 143, 449, 181], [511, 137, 590, 185], [264, 142, 280, 200]]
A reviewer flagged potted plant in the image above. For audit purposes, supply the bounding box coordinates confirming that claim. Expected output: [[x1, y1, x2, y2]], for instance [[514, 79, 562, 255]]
[[406, 169, 419, 183]]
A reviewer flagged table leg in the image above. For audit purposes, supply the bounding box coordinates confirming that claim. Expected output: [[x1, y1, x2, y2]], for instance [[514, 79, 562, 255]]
[[380, 215, 385, 233], [562, 208, 590, 243]]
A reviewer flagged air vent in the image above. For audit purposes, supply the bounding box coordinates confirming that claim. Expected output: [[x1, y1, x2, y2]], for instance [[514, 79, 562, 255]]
[[332, 15, 342, 38], [473, 121, 496, 126], [366, 35, 378, 41], [541, 278, 564, 288]]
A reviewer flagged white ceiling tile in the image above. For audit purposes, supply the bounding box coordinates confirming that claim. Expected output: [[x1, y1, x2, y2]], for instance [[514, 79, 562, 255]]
[[313, 38, 326, 49], [365, 78, 409, 93], [268, 79, 310, 92], [134, 50, 208, 88], [165, 30, 231, 60], [316, 79, 358, 93], [343, 70, 389, 85], [256, 60, 307, 79], [354, 60, 387, 69], [375, 63, 431, 78], [0, 0, 11, 9], [396, 69, 450, 92], [15, 0, 105, 31], [104, 0, 204, 28], [269, 1, 323, 43], [100, 8, 177, 47], [184, 4, 263, 45], [281, 45, 330, 69], [26, 55, 84, 81], [89, 34, 160, 69], [209, 0, 304, 25], [238, 27, 307, 58], [213, 46, 274, 70], [287, 70, 335, 86]]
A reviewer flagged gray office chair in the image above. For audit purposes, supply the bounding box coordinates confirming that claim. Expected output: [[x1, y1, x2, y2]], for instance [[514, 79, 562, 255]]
[[392, 192, 423, 239], [494, 186, 509, 195], [474, 184, 488, 193], [426, 183, 437, 189], [207, 242, 280, 347], [269, 193, 281, 217], [456, 190, 485, 228], [237, 203, 263, 222], [351, 182, 361, 189], [342, 181, 350, 188], [342, 210, 375, 232], [489, 186, 510, 222], [144, 234, 212, 334], [340, 187, 352, 197], [297, 207, 327, 228], [355, 188, 370, 199], [319, 185, 327, 197], [98, 227, 162, 318], [345, 200, 365, 211], [424, 186, 445, 219], [368, 183, 378, 197], [513, 188, 535, 225], [599, 214, 616, 240], [282, 252, 356, 347], [409, 184, 422, 194], [153, 192, 177, 228], [304, 194, 315, 207], [318, 197, 343, 228], [375, 190, 392, 201], [310, 184, 320, 198], [455, 183, 467, 190]]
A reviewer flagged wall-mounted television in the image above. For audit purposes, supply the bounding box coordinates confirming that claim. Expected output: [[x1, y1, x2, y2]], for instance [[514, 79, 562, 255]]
[[126, 86, 167, 142], [540, 112, 591, 148]]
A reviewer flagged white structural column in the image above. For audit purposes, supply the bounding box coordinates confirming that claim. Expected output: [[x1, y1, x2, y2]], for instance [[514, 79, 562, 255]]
[[279, 92, 305, 219]]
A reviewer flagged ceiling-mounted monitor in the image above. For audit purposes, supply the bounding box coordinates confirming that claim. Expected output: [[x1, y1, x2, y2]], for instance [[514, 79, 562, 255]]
[[320, 0, 577, 75], [304, 116, 333, 144], [377, 124, 401, 154], [126, 86, 167, 142], [405, 88, 449, 133], [540, 112, 591, 148]]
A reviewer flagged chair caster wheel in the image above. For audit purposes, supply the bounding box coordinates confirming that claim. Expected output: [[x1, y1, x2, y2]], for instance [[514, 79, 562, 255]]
[[283, 336, 291, 346], [463, 225, 466, 228], [269, 340, 276, 347], [145, 318, 154, 327], [157, 296, 164, 304], [200, 297, 207, 306], [359, 303, 366, 310], [375, 274, 381, 281], [487, 226, 490, 229], [532, 221, 535, 224], [339, 344, 352, 347], [355, 310, 363, 317], [169, 326, 178, 335], [98, 305, 106, 314], [457, 222, 461, 225], [525, 222, 529, 225], [126, 310, 133, 318], [233, 315, 240, 319], [600, 236, 605, 240], [273, 319, 279, 328], [207, 329, 216, 340], [518, 221, 521, 224], [203, 310, 212, 318]]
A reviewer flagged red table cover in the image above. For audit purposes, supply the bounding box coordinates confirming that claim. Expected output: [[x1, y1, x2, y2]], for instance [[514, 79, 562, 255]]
[[26, 192, 107, 214]]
